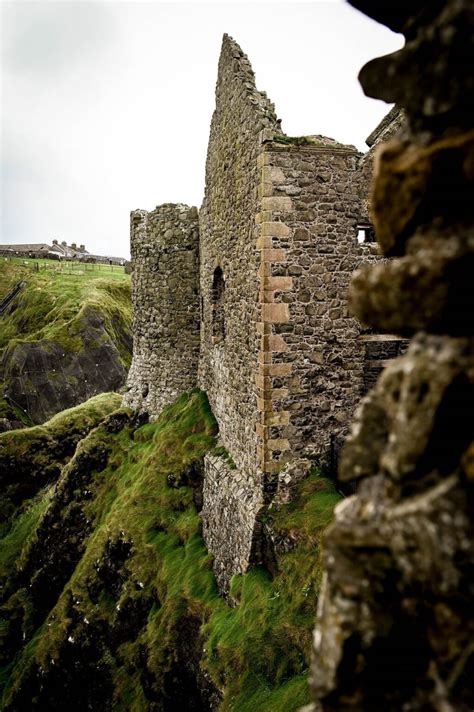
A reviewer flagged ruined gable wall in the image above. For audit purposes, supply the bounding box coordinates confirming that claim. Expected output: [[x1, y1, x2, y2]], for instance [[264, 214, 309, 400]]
[[198, 35, 281, 477], [123, 204, 200, 416], [121, 34, 406, 594], [198, 35, 281, 592]]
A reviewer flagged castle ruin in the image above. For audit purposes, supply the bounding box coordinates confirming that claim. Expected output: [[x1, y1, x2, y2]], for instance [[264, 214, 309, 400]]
[[123, 34, 404, 592]]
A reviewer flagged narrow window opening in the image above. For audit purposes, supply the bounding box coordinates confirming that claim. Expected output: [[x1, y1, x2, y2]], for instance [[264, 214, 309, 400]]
[[357, 224, 376, 244], [212, 267, 225, 343]]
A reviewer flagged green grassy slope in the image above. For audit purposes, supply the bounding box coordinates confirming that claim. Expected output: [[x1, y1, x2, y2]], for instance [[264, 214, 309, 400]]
[[0, 389, 341, 711], [0, 260, 131, 424], [0, 260, 131, 356]]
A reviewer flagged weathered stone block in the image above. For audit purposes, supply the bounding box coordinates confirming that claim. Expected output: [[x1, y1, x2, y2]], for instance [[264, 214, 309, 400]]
[[261, 196, 293, 213], [264, 276, 293, 291], [260, 248, 287, 263], [262, 303, 290, 323]]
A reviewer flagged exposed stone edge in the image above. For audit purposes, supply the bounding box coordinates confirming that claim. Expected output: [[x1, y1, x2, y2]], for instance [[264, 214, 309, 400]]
[[255, 139, 294, 496]]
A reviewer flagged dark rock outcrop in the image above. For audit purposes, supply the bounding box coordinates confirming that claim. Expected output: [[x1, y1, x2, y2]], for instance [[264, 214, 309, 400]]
[[1, 307, 129, 424]]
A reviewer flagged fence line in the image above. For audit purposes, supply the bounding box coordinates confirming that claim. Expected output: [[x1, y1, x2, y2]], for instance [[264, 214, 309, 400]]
[[1, 256, 123, 275]]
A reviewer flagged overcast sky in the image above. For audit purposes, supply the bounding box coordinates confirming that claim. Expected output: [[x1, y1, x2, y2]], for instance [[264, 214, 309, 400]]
[[1, 0, 403, 259]]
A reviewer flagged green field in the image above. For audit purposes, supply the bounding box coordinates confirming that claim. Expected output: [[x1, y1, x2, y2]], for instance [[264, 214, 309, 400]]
[[0, 257, 128, 294], [0, 259, 131, 351]]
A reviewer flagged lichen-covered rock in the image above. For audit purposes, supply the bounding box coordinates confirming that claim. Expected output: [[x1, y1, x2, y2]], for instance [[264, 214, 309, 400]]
[[310, 1, 474, 709]]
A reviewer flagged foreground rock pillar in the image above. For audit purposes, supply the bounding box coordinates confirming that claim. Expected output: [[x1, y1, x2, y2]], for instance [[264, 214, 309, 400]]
[[310, 1, 474, 710]]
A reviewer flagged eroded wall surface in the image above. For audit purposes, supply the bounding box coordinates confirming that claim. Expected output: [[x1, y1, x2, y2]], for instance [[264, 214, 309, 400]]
[[123, 204, 200, 416]]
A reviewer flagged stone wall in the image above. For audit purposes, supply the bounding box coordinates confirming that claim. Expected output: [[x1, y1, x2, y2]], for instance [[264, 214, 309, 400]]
[[198, 34, 281, 478], [255, 137, 374, 488], [358, 105, 406, 219], [123, 34, 408, 594], [197, 36, 281, 589], [201, 454, 262, 594], [310, 0, 474, 709], [123, 204, 200, 416]]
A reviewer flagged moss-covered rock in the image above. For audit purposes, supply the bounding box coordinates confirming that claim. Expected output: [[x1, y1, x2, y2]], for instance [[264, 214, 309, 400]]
[[0, 390, 341, 711], [0, 262, 131, 425], [0, 392, 122, 533]]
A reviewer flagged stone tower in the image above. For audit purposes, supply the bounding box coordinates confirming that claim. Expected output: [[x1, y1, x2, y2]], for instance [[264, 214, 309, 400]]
[[123, 204, 200, 415]]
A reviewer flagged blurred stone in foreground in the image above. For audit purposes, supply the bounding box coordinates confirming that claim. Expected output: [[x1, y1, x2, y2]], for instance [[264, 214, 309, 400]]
[[310, 2, 474, 710]]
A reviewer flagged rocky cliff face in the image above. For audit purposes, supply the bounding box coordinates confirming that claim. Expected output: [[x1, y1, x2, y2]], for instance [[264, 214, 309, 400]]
[[309, 1, 474, 710], [0, 265, 132, 426]]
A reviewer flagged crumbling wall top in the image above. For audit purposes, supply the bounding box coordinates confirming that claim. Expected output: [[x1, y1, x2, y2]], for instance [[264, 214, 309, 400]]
[[217, 34, 281, 131]]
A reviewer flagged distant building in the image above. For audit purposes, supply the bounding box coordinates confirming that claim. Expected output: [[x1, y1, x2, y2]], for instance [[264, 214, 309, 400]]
[[0, 240, 127, 266], [0, 243, 53, 259], [51, 240, 88, 259]]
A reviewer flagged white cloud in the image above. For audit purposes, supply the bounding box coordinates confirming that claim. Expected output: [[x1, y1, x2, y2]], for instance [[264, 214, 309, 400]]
[[1, 0, 403, 258]]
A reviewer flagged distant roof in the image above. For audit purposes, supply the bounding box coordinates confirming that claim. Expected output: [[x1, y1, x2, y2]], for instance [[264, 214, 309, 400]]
[[51, 244, 88, 257], [1, 243, 51, 251], [1, 242, 91, 258]]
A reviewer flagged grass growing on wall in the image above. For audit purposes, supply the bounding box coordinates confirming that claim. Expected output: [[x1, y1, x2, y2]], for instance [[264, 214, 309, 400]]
[[0, 390, 342, 711]]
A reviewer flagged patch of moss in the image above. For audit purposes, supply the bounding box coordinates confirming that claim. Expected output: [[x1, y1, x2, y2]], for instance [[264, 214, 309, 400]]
[[0, 487, 53, 578], [270, 468, 342, 536], [273, 135, 314, 146], [272, 134, 351, 149], [0, 390, 341, 711], [211, 445, 237, 469]]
